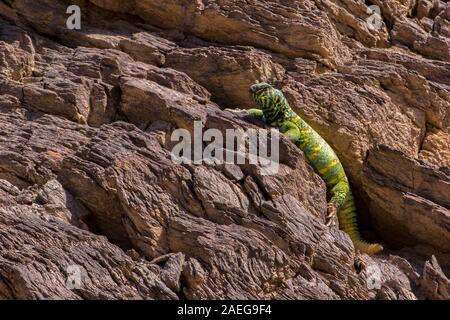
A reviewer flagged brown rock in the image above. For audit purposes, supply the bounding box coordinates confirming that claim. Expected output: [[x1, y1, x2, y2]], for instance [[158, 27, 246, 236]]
[[421, 256, 450, 299], [0, 0, 449, 300], [0, 204, 177, 299], [419, 129, 450, 168], [166, 46, 285, 108], [0, 22, 35, 81], [362, 145, 450, 255]]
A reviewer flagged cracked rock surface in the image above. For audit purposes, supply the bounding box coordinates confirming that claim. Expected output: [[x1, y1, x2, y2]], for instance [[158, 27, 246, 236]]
[[0, 0, 449, 299]]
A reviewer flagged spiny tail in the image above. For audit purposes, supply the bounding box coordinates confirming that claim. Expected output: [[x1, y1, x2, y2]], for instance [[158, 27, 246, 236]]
[[353, 240, 384, 255], [337, 194, 383, 255]]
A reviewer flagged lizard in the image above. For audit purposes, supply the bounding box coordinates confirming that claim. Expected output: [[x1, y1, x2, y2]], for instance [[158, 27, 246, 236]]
[[235, 82, 383, 255]]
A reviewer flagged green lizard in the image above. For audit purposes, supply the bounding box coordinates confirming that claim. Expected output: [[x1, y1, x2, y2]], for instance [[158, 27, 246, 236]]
[[242, 82, 383, 255]]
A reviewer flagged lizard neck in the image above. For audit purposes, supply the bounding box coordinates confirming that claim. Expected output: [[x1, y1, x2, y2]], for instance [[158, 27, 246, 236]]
[[269, 108, 298, 126], [285, 109, 308, 128], [288, 111, 312, 130]]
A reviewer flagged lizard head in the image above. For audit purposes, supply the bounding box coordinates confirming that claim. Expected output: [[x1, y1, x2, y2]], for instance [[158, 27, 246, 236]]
[[249, 82, 292, 123]]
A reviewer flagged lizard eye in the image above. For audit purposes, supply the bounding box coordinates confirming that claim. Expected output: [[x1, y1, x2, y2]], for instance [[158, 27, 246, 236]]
[[250, 82, 272, 94]]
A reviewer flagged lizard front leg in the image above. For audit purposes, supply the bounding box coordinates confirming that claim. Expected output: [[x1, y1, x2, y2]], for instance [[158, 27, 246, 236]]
[[326, 179, 350, 226], [225, 108, 266, 121], [224, 108, 249, 116]]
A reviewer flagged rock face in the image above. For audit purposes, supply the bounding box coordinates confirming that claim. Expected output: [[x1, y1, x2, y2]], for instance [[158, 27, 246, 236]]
[[0, 0, 449, 300]]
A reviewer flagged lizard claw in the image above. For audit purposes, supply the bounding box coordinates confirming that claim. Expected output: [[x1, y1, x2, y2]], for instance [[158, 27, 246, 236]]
[[354, 251, 368, 271], [325, 203, 337, 227], [224, 108, 248, 116]]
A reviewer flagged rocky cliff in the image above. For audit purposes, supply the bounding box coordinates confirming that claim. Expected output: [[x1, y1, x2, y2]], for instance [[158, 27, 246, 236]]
[[0, 0, 449, 300]]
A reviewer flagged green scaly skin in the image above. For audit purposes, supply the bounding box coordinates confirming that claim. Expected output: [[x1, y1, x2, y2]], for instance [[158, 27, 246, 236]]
[[246, 83, 383, 255]]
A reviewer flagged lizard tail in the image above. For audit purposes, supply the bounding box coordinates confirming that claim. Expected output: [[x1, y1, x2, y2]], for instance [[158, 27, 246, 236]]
[[337, 194, 383, 255], [353, 240, 384, 255]]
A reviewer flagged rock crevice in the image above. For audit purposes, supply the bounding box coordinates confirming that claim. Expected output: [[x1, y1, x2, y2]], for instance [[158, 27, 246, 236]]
[[0, 0, 449, 300]]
